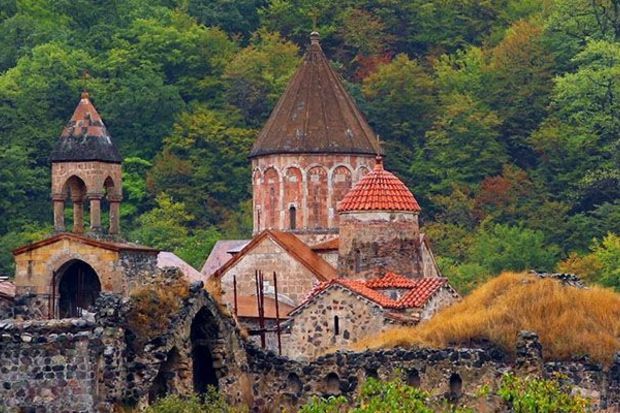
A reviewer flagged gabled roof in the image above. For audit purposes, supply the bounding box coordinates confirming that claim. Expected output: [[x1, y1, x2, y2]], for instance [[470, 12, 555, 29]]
[[249, 32, 382, 158], [201, 240, 250, 276], [0, 280, 16, 301], [157, 252, 204, 283], [310, 238, 339, 252], [13, 233, 158, 256], [291, 274, 454, 316], [212, 230, 337, 282], [50, 91, 122, 164], [338, 156, 421, 213]]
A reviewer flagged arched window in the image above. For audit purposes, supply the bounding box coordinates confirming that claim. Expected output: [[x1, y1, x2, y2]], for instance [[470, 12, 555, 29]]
[[334, 315, 340, 335], [289, 206, 297, 230]]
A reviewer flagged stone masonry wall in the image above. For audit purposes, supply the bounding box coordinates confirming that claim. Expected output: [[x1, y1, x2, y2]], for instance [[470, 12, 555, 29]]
[[1, 284, 619, 412], [219, 237, 322, 308], [338, 212, 422, 280], [283, 286, 388, 360]]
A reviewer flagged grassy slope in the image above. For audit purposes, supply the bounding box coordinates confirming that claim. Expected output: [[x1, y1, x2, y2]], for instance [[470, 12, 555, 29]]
[[353, 272, 620, 364]]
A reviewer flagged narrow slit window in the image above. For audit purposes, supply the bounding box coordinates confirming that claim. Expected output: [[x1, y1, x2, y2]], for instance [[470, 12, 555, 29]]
[[334, 315, 340, 335], [289, 206, 297, 230]]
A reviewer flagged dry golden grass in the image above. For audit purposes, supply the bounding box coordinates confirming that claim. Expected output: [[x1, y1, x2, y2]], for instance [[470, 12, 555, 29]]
[[353, 272, 620, 364]]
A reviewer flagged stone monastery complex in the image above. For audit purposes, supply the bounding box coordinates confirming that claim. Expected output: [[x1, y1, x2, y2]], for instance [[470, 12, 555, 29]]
[[0, 33, 618, 412]]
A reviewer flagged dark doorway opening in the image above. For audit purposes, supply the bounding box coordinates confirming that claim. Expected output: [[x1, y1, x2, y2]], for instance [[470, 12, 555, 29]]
[[148, 348, 180, 403], [57, 260, 101, 318], [191, 307, 219, 394]]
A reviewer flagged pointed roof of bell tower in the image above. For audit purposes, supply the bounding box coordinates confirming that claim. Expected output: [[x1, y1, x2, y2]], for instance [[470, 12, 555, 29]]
[[50, 91, 122, 164], [249, 32, 382, 158]]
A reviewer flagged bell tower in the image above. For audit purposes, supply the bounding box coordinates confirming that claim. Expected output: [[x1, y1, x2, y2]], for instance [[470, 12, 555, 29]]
[[50, 91, 123, 236]]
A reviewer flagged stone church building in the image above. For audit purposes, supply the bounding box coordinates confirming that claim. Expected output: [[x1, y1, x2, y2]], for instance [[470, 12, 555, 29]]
[[204, 33, 458, 357]]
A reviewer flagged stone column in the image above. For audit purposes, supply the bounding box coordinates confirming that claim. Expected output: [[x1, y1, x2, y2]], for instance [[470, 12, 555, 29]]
[[72, 196, 84, 234], [88, 192, 103, 232], [108, 195, 122, 235], [52, 193, 66, 232]]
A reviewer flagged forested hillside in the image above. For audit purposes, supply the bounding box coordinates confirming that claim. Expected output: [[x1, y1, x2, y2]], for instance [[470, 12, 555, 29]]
[[0, 0, 618, 292]]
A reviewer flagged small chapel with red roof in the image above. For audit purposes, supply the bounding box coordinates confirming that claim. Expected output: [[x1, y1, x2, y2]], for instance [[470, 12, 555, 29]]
[[204, 33, 459, 358]]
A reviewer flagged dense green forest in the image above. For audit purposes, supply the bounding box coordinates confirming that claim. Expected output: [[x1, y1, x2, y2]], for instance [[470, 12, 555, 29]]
[[0, 0, 618, 292]]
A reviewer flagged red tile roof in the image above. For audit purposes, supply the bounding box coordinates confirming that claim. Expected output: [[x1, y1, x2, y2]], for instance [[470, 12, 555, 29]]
[[212, 230, 337, 282], [292, 273, 453, 316], [337, 157, 421, 213], [365, 272, 418, 288]]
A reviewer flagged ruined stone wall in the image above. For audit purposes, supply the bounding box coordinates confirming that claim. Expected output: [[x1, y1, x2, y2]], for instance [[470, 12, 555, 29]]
[[219, 237, 322, 307], [0, 318, 103, 412], [1, 284, 618, 413], [252, 154, 374, 237], [283, 286, 388, 360], [246, 333, 620, 412], [338, 211, 422, 280]]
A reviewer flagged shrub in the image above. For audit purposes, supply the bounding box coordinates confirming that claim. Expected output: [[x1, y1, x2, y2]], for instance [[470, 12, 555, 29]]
[[498, 373, 589, 413], [559, 233, 620, 291], [145, 388, 247, 413], [125, 274, 190, 352]]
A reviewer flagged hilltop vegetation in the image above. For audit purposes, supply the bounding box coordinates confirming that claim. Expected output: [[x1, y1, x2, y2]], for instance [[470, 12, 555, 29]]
[[0, 0, 618, 290], [353, 272, 620, 365]]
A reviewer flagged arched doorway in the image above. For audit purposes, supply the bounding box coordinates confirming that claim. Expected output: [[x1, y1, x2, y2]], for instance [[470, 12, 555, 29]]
[[55, 260, 101, 318], [191, 307, 219, 394]]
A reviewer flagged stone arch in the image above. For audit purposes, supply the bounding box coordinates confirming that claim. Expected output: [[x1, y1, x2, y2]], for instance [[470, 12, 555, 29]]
[[191, 306, 221, 394], [449, 373, 463, 399], [325, 372, 340, 395], [306, 166, 328, 229], [287, 373, 302, 395], [53, 259, 101, 318], [356, 165, 371, 182], [406, 368, 421, 387], [62, 175, 88, 233], [330, 165, 352, 225], [252, 169, 263, 232], [283, 166, 303, 230], [263, 167, 281, 230]]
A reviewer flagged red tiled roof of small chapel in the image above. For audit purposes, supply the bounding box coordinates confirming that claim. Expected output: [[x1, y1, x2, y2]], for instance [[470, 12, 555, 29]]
[[250, 32, 382, 158], [337, 156, 421, 213], [50, 91, 122, 163]]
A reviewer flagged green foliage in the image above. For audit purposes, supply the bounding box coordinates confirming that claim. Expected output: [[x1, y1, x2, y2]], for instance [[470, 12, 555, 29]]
[[0, 0, 617, 287], [498, 373, 589, 413], [470, 224, 559, 274], [145, 387, 246, 413], [559, 233, 620, 291]]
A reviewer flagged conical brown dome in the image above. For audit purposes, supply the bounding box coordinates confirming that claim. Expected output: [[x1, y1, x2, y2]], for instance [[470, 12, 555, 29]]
[[50, 91, 122, 164], [249, 32, 382, 158]]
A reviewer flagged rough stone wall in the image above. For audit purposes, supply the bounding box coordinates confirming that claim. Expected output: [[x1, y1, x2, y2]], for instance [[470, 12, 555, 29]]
[[283, 286, 387, 360], [0, 297, 14, 319], [0, 318, 102, 412], [252, 154, 374, 236], [0, 288, 619, 412], [247, 332, 620, 412], [338, 212, 422, 280], [219, 237, 322, 307], [419, 287, 458, 320]]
